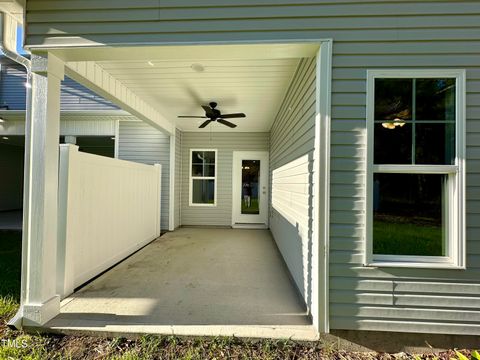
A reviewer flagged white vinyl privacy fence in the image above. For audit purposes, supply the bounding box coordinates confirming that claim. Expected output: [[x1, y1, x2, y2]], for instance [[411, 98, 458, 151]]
[[57, 144, 161, 298]]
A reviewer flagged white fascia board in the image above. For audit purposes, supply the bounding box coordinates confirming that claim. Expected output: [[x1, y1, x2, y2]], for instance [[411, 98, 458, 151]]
[[37, 43, 320, 62]]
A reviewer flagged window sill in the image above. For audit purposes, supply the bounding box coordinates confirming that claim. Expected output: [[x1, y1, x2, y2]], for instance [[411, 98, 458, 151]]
[[189, 203, 217, 207], [364, 261, 465, 270]]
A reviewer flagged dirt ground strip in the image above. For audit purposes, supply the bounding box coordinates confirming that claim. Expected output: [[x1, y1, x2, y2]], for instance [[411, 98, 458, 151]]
[[0, 318, 475, 360]]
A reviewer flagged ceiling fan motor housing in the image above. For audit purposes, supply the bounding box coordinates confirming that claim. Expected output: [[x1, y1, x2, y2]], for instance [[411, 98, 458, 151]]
[[178, 101, 244, 128]]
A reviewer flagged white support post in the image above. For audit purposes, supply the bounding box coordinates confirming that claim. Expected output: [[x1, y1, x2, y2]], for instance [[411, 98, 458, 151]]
[[154, 164, 162, 237], [168, 133, 176, 231], [21, 53, 64, 326]]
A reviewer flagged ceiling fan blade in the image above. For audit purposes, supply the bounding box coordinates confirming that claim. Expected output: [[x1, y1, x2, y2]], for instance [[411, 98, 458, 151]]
[[219, 113, 246, 119], [201, 105, 215, 117], [199, 120, 213, 128], [177, 115, 208, 118], [217, 119, 237, 128]]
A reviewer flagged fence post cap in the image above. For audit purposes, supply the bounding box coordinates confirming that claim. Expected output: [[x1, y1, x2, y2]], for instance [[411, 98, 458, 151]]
[[59, 144, 79, 151]]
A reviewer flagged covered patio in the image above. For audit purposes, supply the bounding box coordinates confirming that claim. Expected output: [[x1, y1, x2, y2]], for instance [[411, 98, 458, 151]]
[[9, 38, 331, 339], [45, 228, 317, 340]]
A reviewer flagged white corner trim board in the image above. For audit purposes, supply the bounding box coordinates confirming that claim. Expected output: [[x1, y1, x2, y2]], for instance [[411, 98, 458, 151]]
[[312, 40, 333, 334]]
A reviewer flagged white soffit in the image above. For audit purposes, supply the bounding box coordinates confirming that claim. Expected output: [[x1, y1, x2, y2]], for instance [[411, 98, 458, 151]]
[[53, 43, 318, 132], [99, 58, 300, 132]]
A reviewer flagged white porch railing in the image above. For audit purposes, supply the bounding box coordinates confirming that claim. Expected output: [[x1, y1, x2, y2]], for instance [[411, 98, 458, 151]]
[[57, 144, 161, 298]]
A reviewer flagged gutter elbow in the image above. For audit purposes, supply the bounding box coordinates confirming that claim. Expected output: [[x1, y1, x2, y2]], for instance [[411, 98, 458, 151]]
[[0, 12, 30, 70]]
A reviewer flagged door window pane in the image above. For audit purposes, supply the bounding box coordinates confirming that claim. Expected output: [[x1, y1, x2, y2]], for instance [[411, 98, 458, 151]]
[[241, 160, 260, 215], [192, 179, 215, 204], [373, 173, 447, 256]]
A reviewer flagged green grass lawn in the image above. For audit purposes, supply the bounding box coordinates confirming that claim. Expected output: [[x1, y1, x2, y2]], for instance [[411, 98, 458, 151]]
[[0, 231, 21, 319], [241, 198, 259, 214], [373, 219, 444, 256]]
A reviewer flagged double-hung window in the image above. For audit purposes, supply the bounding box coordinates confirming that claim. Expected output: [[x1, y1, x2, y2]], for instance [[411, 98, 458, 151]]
[[366, 70, 465, 268], [190, 149, 217, 206]]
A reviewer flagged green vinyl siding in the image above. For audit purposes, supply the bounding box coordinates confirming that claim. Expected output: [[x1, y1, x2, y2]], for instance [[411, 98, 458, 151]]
[[269, 57, 316, 311], [118, 121, 170, 230], [24, 0, 480, 335]]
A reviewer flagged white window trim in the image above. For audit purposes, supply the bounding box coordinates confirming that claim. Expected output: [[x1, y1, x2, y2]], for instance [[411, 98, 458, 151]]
[[189, 149, 217, 207], [365, 69, 466, 269]]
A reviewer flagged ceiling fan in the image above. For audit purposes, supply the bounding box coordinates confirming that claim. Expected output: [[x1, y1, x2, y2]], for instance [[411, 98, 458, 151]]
[[178, 102, 245, 128]]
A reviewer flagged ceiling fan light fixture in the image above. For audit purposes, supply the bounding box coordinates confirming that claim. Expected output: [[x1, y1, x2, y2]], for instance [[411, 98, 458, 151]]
[[382, 117, 406, 130], [393, 117, 406, 127], [381, 122, 396, 129]]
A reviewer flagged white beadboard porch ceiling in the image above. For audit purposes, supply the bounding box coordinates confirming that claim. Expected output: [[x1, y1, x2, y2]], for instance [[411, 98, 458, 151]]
[[97, 57, 299, 132], [53, 43, 320, 132]]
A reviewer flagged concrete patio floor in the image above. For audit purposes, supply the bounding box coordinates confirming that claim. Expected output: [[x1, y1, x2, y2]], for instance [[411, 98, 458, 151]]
[[45, 227, 317, 340]]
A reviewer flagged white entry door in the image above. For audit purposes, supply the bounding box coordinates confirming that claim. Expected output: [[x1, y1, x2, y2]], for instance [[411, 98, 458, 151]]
[[232, 151, 269, 228]]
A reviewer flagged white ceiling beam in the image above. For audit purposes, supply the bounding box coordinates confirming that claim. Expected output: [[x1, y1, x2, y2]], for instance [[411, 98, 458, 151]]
[[66, 61, 174, 135]]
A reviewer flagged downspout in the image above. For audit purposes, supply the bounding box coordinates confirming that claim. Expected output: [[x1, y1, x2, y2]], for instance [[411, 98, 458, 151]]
[[0, 11, 32, 330], [0, 13, 30, 69]]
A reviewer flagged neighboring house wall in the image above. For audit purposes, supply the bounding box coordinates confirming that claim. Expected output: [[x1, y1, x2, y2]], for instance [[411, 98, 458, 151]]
[[0, 118, 117, 136], [118, 121, 170, 230], [0, 143, 24, 211], [61, 78, 119, 111], [0, 62, 25, 109], [181, 132, 269, 226], [269, 57, 316, 311], [174, 128, 182, 229], [24, 1, 480, 334], [0, 60, 119, 110]]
